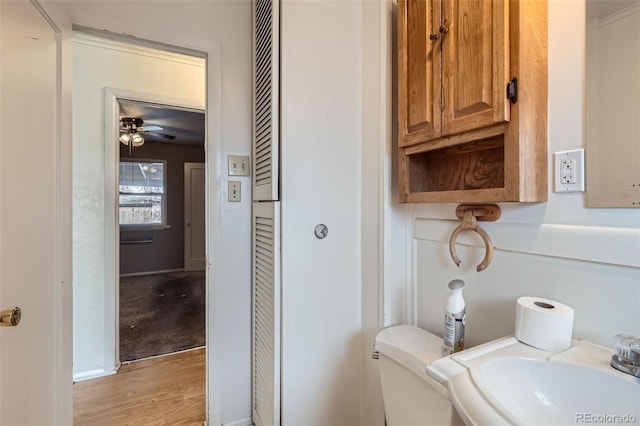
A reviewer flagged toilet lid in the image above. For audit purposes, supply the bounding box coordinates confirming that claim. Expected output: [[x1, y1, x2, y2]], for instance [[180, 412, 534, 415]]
[[375, 325, 444, 377]]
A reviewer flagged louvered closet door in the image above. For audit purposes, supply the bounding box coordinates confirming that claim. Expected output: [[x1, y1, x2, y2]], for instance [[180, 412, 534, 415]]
[[253, 0, 280, 201], [252, 201, 281, 426]]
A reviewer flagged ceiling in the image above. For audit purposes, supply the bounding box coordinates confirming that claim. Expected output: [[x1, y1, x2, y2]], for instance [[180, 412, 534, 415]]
[[118, 99, 205, 145]]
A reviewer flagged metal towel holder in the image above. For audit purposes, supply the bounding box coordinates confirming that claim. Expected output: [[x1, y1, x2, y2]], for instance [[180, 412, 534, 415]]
[[449, 204, 501, 272]]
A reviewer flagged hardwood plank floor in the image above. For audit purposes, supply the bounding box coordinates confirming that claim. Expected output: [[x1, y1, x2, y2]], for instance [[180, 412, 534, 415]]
[[74, 347, 206, 426]]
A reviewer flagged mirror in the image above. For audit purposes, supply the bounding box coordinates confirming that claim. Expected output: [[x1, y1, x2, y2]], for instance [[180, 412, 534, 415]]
[[585, 0, 640, 208]]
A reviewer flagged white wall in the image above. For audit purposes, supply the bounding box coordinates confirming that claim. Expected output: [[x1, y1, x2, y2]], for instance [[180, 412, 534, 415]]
[[72, 34, 206, 380], [405, 0, 640, 349], [42, 2, 252, 424]]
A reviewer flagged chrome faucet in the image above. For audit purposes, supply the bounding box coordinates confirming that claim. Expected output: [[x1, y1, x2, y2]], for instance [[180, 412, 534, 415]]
[[610, 334, 640, 378]]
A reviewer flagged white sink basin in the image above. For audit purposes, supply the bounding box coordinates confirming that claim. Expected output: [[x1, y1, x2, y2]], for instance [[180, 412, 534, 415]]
[[481, 357, 639, 425], [428, 336, 640, 426]]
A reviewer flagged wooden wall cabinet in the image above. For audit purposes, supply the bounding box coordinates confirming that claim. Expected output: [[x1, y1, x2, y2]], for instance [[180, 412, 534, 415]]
[[398, 0, 548, 203]]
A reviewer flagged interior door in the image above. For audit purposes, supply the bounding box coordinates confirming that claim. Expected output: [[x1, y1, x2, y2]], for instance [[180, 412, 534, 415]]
[[184, 162, 206, 271], [0, 1, 65, 424]]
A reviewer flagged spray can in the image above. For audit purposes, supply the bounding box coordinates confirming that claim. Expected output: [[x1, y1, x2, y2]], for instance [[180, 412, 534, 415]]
[[442, 279, 466, 356]]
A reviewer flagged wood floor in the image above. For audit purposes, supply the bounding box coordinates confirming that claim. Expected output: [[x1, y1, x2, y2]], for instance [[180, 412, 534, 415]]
[[74, 348, 206, 426]]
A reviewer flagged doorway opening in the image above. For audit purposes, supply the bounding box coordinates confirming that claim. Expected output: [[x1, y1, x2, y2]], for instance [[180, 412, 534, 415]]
[[71, 31, 208, 424], [117, 100, 206, 362]]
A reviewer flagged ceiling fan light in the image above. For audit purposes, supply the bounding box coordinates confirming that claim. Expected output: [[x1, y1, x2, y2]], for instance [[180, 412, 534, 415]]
[[119, 133, 131, 145], [131, 133, 145, 146]]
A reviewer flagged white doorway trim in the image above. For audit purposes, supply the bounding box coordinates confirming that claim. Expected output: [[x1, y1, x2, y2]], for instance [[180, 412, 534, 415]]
[[205, 43, 224, 426], [103, 87, 206, 374]]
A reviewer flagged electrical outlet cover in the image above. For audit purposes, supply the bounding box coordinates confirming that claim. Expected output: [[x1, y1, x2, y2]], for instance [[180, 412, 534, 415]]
[[554, 149, 585, 193]]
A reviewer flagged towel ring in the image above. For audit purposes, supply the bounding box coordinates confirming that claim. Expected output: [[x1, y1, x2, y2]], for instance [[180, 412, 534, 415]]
[[449, 205, 500, 272]]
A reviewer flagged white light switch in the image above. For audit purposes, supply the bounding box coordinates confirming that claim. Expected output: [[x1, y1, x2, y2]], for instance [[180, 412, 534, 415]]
[[228, 181, 241, 202], [554, 149, 585, 192], [228, 155, 250, 176]]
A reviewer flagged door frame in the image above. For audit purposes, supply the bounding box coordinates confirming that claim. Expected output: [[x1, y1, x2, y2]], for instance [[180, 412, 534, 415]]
[[104, 88, 206, 370], [50, 21, 225, 423]]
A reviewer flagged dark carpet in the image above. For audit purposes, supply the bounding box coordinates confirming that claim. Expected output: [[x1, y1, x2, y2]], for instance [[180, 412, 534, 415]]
[[119, 270, 205, 362]]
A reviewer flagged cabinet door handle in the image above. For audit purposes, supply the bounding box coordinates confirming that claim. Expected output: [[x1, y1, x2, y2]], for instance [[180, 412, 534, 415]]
[[439, 19, 449, 36], [429, 32, 439, 41]]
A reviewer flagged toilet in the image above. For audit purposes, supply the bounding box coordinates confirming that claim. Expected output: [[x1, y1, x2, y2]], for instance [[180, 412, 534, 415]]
[[375, 325, 464, 426]]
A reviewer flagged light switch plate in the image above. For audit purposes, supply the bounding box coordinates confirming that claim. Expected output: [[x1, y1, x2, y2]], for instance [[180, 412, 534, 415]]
[[228, 181, 241, 202], [228, 155, 250, 176], [554, 149, 585, 193]]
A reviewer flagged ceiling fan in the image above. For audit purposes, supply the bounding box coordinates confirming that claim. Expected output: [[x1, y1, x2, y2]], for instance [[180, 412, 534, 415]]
[[119, 117, 176, 155]]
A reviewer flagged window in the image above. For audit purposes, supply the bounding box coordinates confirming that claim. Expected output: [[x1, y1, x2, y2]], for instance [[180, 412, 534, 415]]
[[119, 160, 166, 227]]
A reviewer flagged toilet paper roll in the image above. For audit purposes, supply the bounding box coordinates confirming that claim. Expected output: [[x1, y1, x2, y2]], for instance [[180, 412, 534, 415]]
[[515, 296, 574, 352]]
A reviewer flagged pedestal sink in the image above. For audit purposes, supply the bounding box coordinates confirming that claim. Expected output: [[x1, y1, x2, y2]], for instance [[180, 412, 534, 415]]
[[428, 336, 640, 425]]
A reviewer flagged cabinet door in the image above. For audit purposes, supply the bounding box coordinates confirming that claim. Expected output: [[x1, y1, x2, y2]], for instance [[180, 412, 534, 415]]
[[398, 0, 441, 147], [441, 0, 509, 136]]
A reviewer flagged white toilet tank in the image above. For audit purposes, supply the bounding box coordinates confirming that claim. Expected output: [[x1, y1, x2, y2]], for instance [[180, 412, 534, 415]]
[[375, 325, 464, 426]]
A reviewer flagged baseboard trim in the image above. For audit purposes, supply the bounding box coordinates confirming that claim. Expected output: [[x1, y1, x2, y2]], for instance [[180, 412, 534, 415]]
[[119, 268, 185, 278], [223, 418, 252, 426], [72, 367, 117, 383]]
